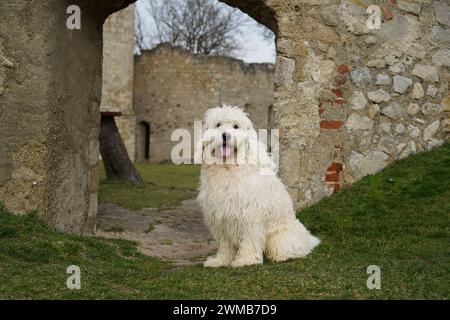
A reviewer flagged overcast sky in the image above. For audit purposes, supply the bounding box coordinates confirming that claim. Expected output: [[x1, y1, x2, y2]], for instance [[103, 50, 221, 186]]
[[135, 0, 276, 64]]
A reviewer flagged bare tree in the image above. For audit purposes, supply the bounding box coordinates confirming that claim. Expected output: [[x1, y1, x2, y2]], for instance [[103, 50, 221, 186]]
[[145, 0, 244, 56], [135, 8, 146, 51]]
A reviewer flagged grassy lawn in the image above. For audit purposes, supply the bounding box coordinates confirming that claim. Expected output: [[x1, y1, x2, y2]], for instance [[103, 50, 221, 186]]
[[98, 163, 200, 210], [0, 143, 449, 299]]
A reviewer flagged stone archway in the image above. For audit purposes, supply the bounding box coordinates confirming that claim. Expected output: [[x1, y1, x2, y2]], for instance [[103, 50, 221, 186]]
[[1, 1, 448, 235]]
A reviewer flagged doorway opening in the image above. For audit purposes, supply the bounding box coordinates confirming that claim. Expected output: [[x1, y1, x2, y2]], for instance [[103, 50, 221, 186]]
[[137, 121, 150, 161], [97, 0, 277, 265]]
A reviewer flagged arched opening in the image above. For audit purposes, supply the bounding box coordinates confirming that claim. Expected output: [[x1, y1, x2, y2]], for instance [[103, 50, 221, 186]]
[[97, 0, 278, 263], [137, 121, 150, 161]]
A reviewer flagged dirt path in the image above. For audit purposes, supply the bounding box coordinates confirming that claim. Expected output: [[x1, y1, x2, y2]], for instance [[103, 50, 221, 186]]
[[96, 199, 217, 266]]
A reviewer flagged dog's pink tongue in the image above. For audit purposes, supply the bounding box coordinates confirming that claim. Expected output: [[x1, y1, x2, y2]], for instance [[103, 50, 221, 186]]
[[221, 146, 231, 157]]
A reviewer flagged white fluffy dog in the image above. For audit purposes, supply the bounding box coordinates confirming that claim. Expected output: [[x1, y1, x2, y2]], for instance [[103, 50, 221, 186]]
[[196, 105, 320, 267]]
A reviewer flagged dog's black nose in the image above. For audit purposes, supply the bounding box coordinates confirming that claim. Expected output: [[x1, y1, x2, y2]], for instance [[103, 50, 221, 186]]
[[222, 132, 231, 142]]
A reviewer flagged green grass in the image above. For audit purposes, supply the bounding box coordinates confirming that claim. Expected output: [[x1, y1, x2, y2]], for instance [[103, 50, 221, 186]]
[[98, 163, 200, 210], [0, 143, 449, 299]]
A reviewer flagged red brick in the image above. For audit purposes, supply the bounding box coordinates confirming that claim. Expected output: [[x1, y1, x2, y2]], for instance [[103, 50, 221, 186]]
[[333, 184, 341, 192], [337, 64, 350, 74], [327, 162, 343, 173], [381, 6, 394, 20], [333, 98, 345, 105], [332, 88, 343, 97], [334, 74, 347, 86], [320, 120, 344, 129], [318, 107, 325, 115], [325, 173, 339, 182]]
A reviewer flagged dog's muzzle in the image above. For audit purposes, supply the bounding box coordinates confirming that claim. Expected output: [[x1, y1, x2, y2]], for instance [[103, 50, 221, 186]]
[[221, 132, 232, 157]]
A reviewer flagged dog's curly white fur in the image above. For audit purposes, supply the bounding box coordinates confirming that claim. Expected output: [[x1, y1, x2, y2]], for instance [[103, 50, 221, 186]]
[[197, 105, 320, 267]]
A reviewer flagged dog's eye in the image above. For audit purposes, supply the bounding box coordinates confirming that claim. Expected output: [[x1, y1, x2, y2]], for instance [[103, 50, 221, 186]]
[[233, 124, 239, 129], [216, 123, 221, 128]]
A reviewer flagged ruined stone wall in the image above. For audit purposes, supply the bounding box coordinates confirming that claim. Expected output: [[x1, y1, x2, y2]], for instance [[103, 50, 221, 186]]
[[225, 0, 449, 209], [101, 3, 136, 161], [0, 0, 136, 234], [133, 44, 275, 163]]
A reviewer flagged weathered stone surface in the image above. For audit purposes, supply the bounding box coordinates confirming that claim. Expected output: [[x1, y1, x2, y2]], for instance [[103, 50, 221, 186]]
[[382, 102, 404, 119], [345, 113, 374, 131], [399, 141, 416, 159], [348, 150, 389, 179], [411, 82, 424, 99], [368, 104, 380, 118], [349, 91, 367, 110], [367, 59, 386, 69], [320, 5, 339, 26], [389, 63, 406, 74], [378, 136, 397, 155], [423, 120, 440, 141], [375, 73, 391, 86], [443, 96, 450, 112], [408, 124, 420, 139], [432, 49, 450, 67], [407, 44, 426, 59], [432, 26, 450, 44], [395, 123, 406, 135], [365, 36, 377, 46], [398, 0, 421, 15], [426, 85, 438, 97], [427, 138, 444, 150], [312, 60, 335, 84], [340, 2, 370, 35], [413, 117, 426, 125], [350, 67, 371, 88], [434, 2, 450, 27], [421, 103, 443, 117], [379, 15, 420, 50], [368, 89, 391, 103], [412, 64, 439, 82], [379, 122, 391, 134], [275, 56, 295, 87], [407, 103, 421, 116], [393, 75, 413, 94]]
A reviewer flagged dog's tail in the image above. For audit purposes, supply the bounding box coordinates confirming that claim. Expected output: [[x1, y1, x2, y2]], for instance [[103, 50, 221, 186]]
[[265, 220, 320, 262], [309, 235, 321, 249]]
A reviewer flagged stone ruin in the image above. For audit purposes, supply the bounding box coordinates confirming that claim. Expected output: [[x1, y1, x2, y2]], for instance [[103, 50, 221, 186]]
[[101, 6, 274, 164], [0, 0, 449, 234]]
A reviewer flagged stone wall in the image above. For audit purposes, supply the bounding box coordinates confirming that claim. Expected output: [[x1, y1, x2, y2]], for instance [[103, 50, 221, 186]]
[[101, 4, 136, 161], [0, 0, 134, 234], [104, 0, 449, 208], [222, 0, 449, 208], [133, 44, 275, 163]]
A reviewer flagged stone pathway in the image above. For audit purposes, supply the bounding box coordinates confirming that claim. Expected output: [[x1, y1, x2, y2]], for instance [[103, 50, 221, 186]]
[[96, 199, 217, 266]]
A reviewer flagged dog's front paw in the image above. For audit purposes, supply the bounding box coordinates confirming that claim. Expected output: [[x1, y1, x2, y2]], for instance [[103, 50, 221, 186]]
[[230, 257, 263, 268], [203, 256, 230, 268]]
